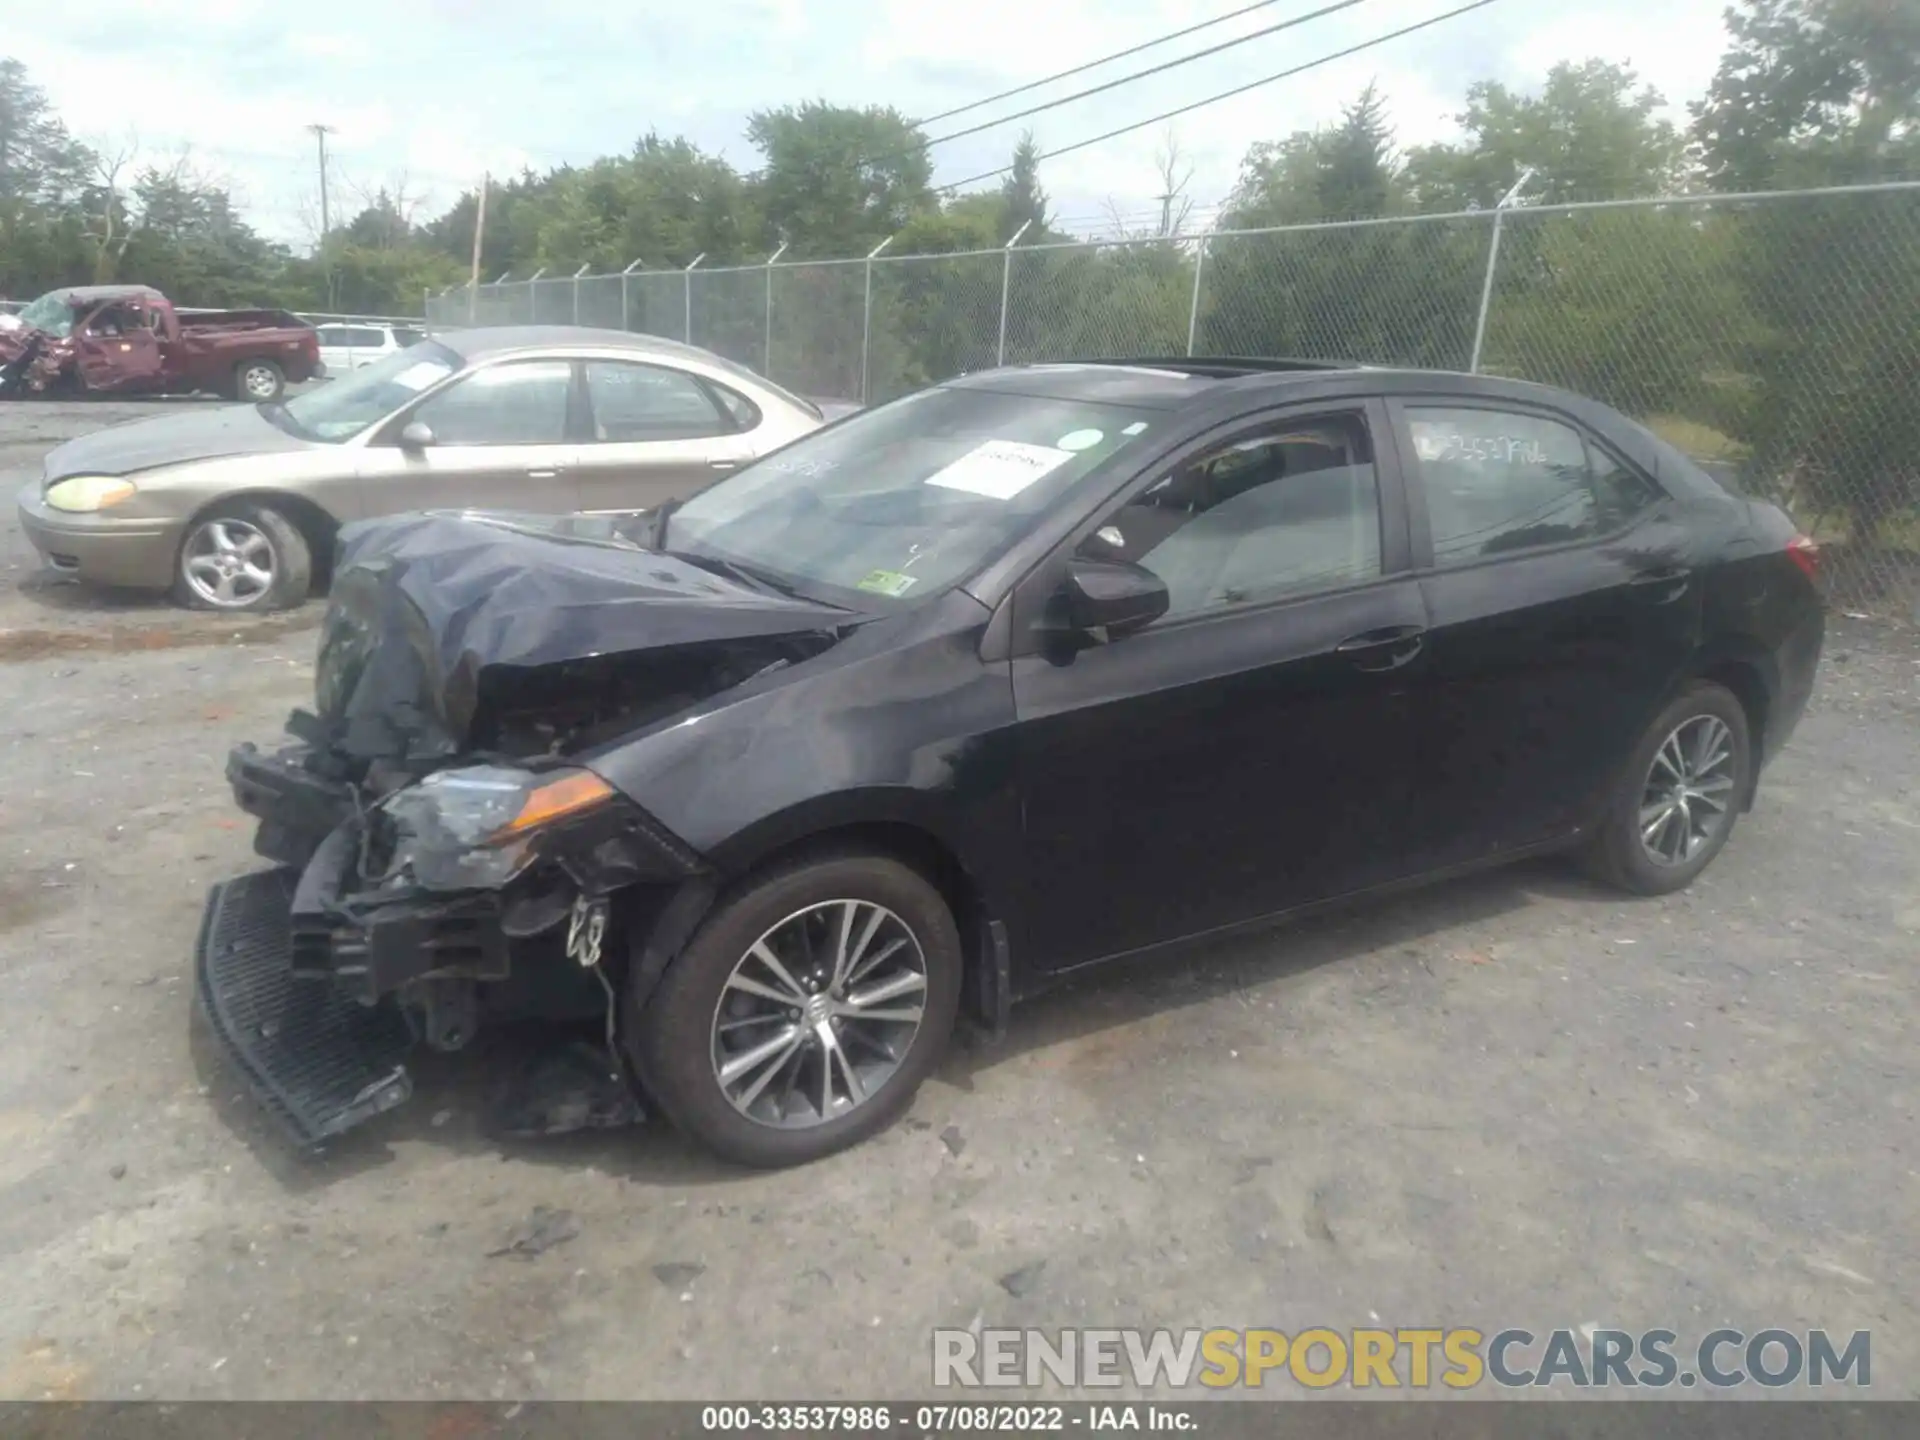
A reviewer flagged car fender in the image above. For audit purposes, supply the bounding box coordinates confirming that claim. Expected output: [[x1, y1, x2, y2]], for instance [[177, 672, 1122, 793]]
[[586, 592, 1027, 937]]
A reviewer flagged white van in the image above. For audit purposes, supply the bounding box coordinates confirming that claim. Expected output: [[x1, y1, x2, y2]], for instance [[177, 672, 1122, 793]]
[[312, 322, 427, 376]]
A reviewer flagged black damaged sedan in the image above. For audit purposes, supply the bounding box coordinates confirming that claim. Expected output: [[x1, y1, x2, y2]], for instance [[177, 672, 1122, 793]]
[[201, 358, 1824, 1167]]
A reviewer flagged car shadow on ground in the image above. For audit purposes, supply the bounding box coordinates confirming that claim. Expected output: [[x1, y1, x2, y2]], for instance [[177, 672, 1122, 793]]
[[940, 855, 1619, 1089], [190, 853, 1636, 1194]]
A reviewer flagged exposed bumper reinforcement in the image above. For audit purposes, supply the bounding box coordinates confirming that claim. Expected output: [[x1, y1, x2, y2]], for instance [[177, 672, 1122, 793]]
[[195, 868, 415, 1149]]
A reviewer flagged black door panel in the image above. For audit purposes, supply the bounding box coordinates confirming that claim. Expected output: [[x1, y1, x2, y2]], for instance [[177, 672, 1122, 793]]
[[1407, 517, 1703, 870], [1012, 577, 1430, 971]]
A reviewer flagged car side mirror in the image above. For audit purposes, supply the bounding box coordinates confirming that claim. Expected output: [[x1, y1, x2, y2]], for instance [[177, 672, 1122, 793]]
[[398, 420, 436, 451], [1062, 557, 1168, 639]]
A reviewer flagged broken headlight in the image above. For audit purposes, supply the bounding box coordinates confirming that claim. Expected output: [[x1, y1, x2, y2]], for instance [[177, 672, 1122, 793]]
[[381, 764, 615, 890]]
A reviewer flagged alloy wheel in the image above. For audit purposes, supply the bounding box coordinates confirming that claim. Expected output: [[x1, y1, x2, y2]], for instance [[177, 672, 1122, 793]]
[[1639, 714, 1737, 866], [182, 518, 275, 608], [709, 899, 929, 1129], [241, 364, 279, 400]]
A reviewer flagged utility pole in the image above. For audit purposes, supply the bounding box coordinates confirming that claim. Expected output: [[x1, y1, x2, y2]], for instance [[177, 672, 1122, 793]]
[[468, 171, 489, 326], [308, 123, 336, 308], [307, 124, 336, 248]]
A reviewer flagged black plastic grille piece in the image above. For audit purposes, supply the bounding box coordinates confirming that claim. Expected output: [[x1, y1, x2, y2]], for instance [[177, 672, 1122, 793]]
[[195, 869, 414, 1149]]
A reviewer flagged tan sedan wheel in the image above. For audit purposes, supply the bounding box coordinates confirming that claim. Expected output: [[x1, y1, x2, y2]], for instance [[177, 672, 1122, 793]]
[[174, 503, 311, 612]]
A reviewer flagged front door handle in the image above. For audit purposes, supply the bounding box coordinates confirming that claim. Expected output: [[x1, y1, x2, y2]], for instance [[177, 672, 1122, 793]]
[[1335, 624, 1427, 672], [525, 468, 560, 480], [708, 458, 740, 472]]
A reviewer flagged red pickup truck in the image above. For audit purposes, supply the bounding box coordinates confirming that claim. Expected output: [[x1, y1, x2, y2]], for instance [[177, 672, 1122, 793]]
[[0, 284, 323, 402]]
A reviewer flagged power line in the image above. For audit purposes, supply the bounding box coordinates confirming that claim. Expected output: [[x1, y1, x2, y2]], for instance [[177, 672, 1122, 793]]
[[913, 0, 1303, 128], [937, 0, 1505, 193], [897, 0, 1370, 163]]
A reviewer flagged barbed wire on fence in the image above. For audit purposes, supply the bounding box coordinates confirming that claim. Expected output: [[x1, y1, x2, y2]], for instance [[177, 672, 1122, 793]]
[[424, 181, 1920, 614]]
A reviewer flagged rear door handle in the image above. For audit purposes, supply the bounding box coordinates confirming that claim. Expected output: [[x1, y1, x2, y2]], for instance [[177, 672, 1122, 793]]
[[1628, 566, 1692, 602], [708, 459, 740, 472], [525, 468, 560, 480], [1335, 624, 1427, 672]]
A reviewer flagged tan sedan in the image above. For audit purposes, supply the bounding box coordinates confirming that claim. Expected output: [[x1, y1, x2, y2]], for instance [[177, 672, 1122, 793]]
[[17, 327, 831, 611]]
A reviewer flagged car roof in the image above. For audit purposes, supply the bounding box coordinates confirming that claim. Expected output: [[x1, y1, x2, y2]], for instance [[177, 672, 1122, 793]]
[[437, 325, 720, 365], [947, 356, 1616, 421]]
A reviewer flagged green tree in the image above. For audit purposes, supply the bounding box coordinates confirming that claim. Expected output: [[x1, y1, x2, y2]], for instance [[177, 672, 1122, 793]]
[[1691, 0, 1920, 554], [999, 131, 1050, 240], [116, 163, 292, 307], [1209, 85, 1483, 366], [530, 134, 757, 273], [423, 167, 557, 279], [1692, 0, 1920, 189], [1315, 82, 1398, 219], [746, 102, 933, 257], [1403, 60, 1688, 210], [0, 57, 94, 294]]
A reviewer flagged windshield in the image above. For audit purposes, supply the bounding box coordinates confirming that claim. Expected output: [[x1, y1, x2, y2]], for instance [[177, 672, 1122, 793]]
[[17, 292, 77, 337], [277, 340, 462, 441], [666, 386, 1156, 607]]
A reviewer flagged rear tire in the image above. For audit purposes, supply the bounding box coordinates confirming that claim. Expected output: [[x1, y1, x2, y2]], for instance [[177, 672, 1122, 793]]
[[628, 851, 964, 1168], [1582, 680, 1751, 896], [173, 502, 311, 612], [235, 358, 284, 403]]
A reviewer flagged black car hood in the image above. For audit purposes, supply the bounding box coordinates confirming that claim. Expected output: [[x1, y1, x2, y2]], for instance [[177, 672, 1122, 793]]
[[314, 510, 853, 765], [43, 403, 312, 482]]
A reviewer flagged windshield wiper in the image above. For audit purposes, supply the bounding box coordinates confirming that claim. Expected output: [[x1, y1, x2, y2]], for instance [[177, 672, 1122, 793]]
[[665, 549, 848, 609]]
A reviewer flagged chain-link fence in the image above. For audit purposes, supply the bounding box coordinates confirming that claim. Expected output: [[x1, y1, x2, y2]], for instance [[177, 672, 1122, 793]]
[[426, 181, 1920, 613]]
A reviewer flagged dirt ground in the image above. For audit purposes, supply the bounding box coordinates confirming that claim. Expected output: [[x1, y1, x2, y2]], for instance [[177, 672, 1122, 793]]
[[0, 401, 1915, 1402]]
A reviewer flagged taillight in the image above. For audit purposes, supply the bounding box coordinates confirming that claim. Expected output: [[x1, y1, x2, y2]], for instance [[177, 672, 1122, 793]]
[[1786, 534, 1821, 583]]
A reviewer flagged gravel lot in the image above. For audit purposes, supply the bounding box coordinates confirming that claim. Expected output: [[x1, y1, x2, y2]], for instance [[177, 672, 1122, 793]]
[[0, 401, 1915, 1402]]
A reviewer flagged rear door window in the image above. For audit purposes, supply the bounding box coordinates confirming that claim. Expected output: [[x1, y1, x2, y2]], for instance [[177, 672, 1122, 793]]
[[583, 361, 730, 441], [1405, 406, 1663, 565]]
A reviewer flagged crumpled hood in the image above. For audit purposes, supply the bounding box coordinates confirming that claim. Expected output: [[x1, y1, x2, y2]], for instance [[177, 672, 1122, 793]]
[[42, 403, 313, 482], [315, 510, 853, 763]]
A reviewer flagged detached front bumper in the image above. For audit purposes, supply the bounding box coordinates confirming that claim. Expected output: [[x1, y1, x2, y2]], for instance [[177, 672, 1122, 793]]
[[195, 868, 414, 1148], [199, 739, 709, 1146]]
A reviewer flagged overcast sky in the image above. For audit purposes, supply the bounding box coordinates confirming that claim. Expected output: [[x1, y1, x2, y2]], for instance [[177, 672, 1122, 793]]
[[14, 0, 1735, 253]]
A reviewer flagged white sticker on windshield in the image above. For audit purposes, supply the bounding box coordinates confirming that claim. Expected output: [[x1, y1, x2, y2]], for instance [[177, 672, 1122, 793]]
[[925, 439, 1074, 500], [1057, 428, 1104, 452], [391, 361, 450, 392], [1121, 421, 1149, 436]]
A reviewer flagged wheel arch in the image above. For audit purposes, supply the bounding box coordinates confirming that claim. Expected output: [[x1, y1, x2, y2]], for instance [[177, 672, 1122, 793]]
[[702, 793, 1009, 1025], [1686, 639, 1778, 808], [180, 489, 341, 589]]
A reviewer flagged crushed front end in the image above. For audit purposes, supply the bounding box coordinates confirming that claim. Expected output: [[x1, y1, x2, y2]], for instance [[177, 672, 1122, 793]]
[[201, 735, 707, 1148], [194, 511, 847, 1148]]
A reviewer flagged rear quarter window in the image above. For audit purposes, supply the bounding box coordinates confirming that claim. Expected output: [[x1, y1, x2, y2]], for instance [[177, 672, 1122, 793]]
[[1407, 405, 1664, 565]]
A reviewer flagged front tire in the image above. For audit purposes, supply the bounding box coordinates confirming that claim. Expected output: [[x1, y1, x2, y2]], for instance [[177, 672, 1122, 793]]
[[1583, 681, 1751, 896], [629, 852, 964, 1168], [174, 503, 312, 612]]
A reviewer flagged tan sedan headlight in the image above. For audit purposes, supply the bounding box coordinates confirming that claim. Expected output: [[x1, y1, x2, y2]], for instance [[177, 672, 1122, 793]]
[[44, 476, 137, 512]]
